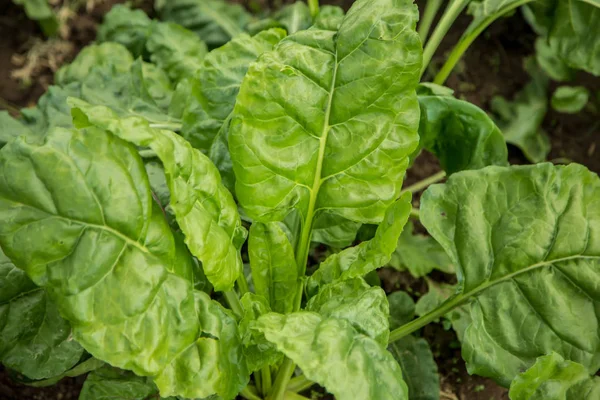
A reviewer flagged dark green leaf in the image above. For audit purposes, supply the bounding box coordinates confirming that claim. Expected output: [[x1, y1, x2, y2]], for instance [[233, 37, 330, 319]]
[[79, 365, 158, 400], [97, 5, 153, 57], [311, 212, 361, 248], [388, 291, 415, 330], [534, 37, 574, 82]]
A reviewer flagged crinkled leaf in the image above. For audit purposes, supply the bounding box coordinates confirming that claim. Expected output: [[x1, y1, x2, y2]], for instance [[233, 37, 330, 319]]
[[306, 278, 390, 345], [255, 312, 409, 399], [70, 100, 246, 291], [248, 2, 312, 35], [181, 29, 285, 192], [421, 163, 600, 386], [390, 221, 454, 277], [230, 0, 421, 224], [97, 5, 153, 57], [157, 0, 252, 49], [307, 194, 412, 295], [415, 95, 508, 174], [388, 291, 415, 330], [0, 247, 83, 379], [20, 85, 77, 135], [509, 353, 600, 400], [239, 293, 282, 372], [491, 59, 550, 163], [311, 212, 361, 248], [313, 5, 345, 30], [249, 222, 298, 314], [79, 365, 158, 400], [0, 111, 37, 147], [388, 336, 440, 400], [551, 86, 589, 114]]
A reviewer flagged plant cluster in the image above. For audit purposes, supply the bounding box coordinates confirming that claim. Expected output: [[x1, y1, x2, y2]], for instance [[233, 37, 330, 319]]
[[0, 0, 599, 399]]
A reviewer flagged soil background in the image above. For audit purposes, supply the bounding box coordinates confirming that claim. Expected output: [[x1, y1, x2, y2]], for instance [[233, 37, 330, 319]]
[[0, 0, 598, 399]]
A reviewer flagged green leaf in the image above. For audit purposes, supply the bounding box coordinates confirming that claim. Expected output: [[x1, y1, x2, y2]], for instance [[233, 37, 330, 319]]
[[416, 95, 508, 174], [313, 5, 345, 30], [388, 291, 415, 330], [388, 336, 440, 400], [307, 194, 412, 296], [390, 221, 455, 277], [239, 293, 282, 372], [79, 365, 158, 400], [181, 29, 285, 192], [20, 85, 78, 135], [248, 2, 312, 35], [0, 247, 83, 379], [70, 100, 245, 291], [97, 5, 153, 57], [416, 82, 454, 97], [311, 212, 361, 248], [551, 86, 590, 114], [306, 278, 390, 345], [491, 59, 550, 163], [509, 353, 600, 400], [420, 163, 600, 386], [248, 222, 299, 314], [12, 0, 58, 36], [0, 111, 37, 147], [230, 0, 422, 224], [255, 312, 409, 399], [158, 0, 252, 49], [534, 37, 575, 82]]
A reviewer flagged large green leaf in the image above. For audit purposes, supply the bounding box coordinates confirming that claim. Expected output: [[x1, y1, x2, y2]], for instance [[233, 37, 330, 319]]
[[0, 247, 83, 379], [0, 111, 37, 148], [306, 278, 390, 345], [420, 163, 600, 386], [70, 100, 246, 291], [79, 365, 158, 400], [416, 95, 508, 174], [181, 29, 285, 191], [97, 5, 153, 58], [248, 222, 298, 314], [388, 336, 440, 400], [230, 0, 422, 225], [509, 353, 600, 400], [491, 59, 550, 163], [390, 221, 454, 277], [307, 194, 412, 295], [255, 312, 409, 399], [157, 0, 252, 49]]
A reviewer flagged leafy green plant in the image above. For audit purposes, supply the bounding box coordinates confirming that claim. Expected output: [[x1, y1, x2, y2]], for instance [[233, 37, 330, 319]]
[[12, 0, 59, 36], [0, 0, 599, 400]]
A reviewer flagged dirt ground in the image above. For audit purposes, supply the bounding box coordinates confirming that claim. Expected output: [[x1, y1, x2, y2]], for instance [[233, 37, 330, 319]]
[[0, 0, 598, 399]]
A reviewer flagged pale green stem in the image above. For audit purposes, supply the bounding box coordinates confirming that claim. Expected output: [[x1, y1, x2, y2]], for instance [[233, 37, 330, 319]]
[[238, 274, 250, 296], [418, 0, 443, 41], [261, 366, 273, 396], [410, 208, 420, 220], [421, 0, 470, 78], [148, 122, 183, 131], [26, 358, 104, 387], [433, 0, 535, 85], [223, 290, 243, 318], [284, 392, 311, 400], [286, 374, 315, 393], [240, 386, 262, 400], [401, 170, 446, 194], [269, 358, 296, 400], [308, 0, 319, 19]]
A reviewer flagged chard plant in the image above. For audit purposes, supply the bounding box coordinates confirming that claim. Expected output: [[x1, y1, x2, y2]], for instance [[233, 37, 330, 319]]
[[0, 0, 599, 399]]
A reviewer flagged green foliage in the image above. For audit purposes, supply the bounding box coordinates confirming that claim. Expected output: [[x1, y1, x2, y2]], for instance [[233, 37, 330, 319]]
[[13, 0, 58, 36], [551, 86, 590, 114]]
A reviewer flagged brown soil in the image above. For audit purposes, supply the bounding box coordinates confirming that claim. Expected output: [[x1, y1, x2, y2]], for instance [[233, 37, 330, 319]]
[[0, 1, 598, 400]]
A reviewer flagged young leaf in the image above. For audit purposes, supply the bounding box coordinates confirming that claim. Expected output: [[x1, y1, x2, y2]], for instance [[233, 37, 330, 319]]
[[248, 222, 299, 314], [390, 221, 455, 278], [415, 95, 508, 174], [311, 211, 362, 248], [157, 0, 252, 49], [421, 163, 600, 386], [255, 312, 409, 399], [388, 291, 416, 330], [306, 278, 390, 345], [181, 29, 285, 191], [509, 353, 600, 400], [551, 86, 590, 114], [307, 194, 412, 295], [0, 248, 83, 379], [230, 0, 422, 225], [70, 100, 246, 291], [388, 336, 440, 400], [97, 5, 153, 57], [79, 365, 158, 400], [491, 59, 550, 163]]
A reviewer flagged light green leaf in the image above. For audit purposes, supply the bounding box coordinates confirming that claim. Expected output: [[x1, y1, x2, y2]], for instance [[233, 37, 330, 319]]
[[79, 365, 158, 400], [388, 291, 415, 330], [491, 59, 550, 163], [307, 194, 412, 295], [313, 5, 345, 30], [388, 336, 440, 400], [421, 163, 600, 386], [0, 111, 37, 147], [239, 293, 282, 372], [416, 82, 454, 97], [534, 37, 575, 82], [509, 353, 600, 400], [255, 312, 409, 400], [230, 0, 421, 224], [12, 0, 58, 36], [97, 5, 153, 57], [158, 0, 252, 49], [551, 86, 590, 114], [248, 222, 298, 314], [20, 85, 78, 135], [248, 2, 312, 35], [70, 100, 246, 292], [306, 278, 390, 345], [416, 95, 508, 174], [390, 221, 455, 277], [181, 29, 285, 192], [311, 212, 361, 248], [0, 247, 83, 379]]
